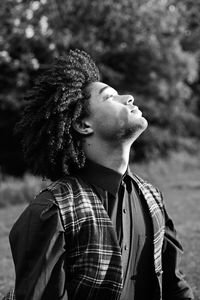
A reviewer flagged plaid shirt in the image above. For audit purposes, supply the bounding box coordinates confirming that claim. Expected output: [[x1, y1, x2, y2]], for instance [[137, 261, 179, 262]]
[[46, 173, 165, 300], [4, 171, 194, 300]]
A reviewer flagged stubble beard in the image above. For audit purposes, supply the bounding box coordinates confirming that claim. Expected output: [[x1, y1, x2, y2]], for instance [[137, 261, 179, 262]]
[[97, 116, 148, 144], [117, 117, 148, 142]]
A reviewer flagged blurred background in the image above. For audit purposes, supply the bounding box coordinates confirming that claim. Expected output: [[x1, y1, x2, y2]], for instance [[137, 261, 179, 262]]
[[0, 0, 200, 298]]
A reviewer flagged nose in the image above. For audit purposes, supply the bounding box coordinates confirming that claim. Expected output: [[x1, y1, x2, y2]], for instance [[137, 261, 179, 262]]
[[126, 95, 134, 105], [116, 95, 134, 105]]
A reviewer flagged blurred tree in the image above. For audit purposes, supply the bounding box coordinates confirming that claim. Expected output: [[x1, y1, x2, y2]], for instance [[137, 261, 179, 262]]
[[0, 0, 199, 175], [42, 0, 200, 158], [0, 0, 55, 174], [179, 0, 200, 118]]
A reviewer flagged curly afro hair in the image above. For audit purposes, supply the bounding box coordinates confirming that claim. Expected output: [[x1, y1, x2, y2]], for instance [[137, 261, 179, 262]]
[[16, 49, 100, 181]]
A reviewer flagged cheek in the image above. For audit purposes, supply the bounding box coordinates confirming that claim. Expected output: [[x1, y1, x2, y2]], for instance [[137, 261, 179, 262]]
[[93, 107, 128, 130]]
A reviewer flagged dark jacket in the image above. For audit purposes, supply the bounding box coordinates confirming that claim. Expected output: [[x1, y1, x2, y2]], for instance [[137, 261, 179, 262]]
[[9, 173, 194, 300]]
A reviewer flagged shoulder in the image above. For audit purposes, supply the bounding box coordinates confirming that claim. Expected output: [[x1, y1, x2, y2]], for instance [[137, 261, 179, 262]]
[[131, 172, 164, 205], [12, 190, 58, 224], [131, 172, 161, 191], [10, 190, 62, 239], [9, 191, 65, 262], [47, 175, 91, 195], [43, 175, 94, 214]]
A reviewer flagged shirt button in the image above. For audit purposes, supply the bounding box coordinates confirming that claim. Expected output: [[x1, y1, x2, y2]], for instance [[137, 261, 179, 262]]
[[123, 208, 127, 214], [156, 270, 163, 277], [124, 244, 128, 251]]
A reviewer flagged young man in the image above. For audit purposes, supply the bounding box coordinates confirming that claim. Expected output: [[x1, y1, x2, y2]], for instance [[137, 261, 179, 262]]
[[8, 49, 193, 300]]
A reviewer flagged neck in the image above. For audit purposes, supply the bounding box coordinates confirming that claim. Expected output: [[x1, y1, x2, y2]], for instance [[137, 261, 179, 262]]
[[83, 138, 132, 175]]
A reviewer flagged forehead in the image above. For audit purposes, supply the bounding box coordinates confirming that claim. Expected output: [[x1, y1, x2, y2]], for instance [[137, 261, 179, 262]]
[[88, 81, 109, 95]]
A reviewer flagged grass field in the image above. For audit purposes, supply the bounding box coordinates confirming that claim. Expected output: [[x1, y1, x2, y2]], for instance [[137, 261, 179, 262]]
[[0, 152, 200, 298]]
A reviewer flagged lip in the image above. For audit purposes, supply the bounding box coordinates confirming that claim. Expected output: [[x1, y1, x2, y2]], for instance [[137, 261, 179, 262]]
[[130, 106, 143, 116], [130, 106, 139, 112]]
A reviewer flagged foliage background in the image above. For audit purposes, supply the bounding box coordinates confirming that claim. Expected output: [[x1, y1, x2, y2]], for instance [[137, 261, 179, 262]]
[[0, 0, 200, 297], [0, 0, 200, 176]]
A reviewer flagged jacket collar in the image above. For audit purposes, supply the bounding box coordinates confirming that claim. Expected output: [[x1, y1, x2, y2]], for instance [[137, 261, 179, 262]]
[[78, 159, 134, 197]]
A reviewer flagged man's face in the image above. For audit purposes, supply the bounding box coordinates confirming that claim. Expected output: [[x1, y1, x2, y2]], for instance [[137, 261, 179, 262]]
[[86, 82, 148, 142]]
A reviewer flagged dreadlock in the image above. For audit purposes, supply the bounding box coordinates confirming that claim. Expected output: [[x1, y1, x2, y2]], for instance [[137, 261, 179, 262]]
[[16, 49, 100, 181]]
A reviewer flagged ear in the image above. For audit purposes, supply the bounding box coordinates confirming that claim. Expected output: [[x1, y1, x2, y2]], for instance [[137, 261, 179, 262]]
[[72, 118, 94, 136]]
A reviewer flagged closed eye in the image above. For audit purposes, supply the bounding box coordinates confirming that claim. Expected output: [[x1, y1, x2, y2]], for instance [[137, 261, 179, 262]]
[[104, 94, 114, 101]]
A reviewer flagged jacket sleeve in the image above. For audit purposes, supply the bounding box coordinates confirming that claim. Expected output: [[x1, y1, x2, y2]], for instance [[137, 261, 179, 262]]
[[162, 205, 194, 300], [9, 191, 68, 300]]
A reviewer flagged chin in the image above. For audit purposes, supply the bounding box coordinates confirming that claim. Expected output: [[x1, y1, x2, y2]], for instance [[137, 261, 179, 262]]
[[128, 117, 148, 140], [140, 116, 148, 130], [133, 115, 148, 131], [121, 120, 147, 142]]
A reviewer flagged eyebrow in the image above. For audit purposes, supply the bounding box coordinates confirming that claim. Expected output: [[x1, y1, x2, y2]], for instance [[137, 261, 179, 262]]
[[99, 86, 109, 95]]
